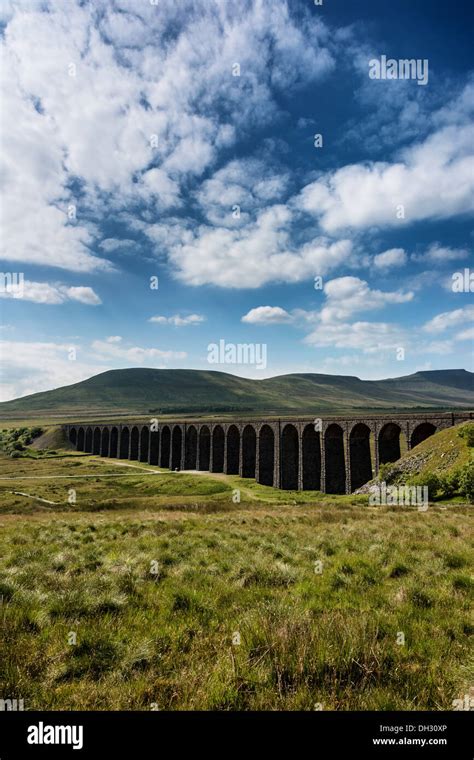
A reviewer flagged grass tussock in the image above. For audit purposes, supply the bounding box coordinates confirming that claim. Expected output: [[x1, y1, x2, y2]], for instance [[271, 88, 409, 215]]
[[0, 450, 472, 710], [0, 499, 472, 710]]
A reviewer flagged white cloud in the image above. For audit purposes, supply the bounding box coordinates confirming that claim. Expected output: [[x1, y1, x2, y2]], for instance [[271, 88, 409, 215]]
[[149, 205, 353, 288], [149, 314, 206, 327], [304, 320, 406, 353], [99, 239, 136, 253], [415, 339, 454, 355], [242, 306, 293, 324], [1, 0, 334, 272], [196, 158, 289, 226], [0, 334, 183, 402], [0, 333, 190, 401], [0, 340, 104, 401], [456, 327, 474, 341], [138, 168, 181, 208], [373, 248, 407, 269], [65, 287, 102, 306], [0, 22, 113, 272], [91, 339, 186, 363], [412, 243, 469, 264], [239, 278, 415, 353], [295, 277, 413, 353], [423, 306, 474, 333], [319, 277, 413, 322], [298, 124, 474, 232], [0, 280, 101, 305]]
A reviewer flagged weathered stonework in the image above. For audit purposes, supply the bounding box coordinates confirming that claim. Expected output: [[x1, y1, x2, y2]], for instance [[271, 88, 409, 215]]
[[65, 411, 472, 494]]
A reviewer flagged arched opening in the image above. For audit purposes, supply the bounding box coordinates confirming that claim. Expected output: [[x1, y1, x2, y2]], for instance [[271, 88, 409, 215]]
[[140, 427, 149, 462], [130, 426, 139, 460], [149, 430, 159, 466], [242, 425, 256, 478], [100, 427, 109, 457], [77, 427, 85, 451], [226, 425, 240, 474], [302, 424, 321, 490], [211, 425, 225, 472], [92, 427, 101, 455], [198, 426, 210, 470], [281, 424, 299, 490], [171, 426, 182, 470], [160, 426, 171, 468], [110, 427, 118, 458], [185, 426, 197, 469], [349, 423, 372, 491], [411, 422, 436, 449], [119, 427, 130, 459], [69, 428, 77, 445], [379, 423, 401, 465], [258, 425, 274, 486], [325, 424, 346, 494]]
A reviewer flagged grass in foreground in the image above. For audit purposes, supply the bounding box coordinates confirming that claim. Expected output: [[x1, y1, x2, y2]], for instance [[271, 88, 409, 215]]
[[0, 449, 472, 711]]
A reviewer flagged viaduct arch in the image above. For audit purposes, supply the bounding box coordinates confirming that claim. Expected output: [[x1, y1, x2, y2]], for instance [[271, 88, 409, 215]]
[[65, 412, 471, 494]]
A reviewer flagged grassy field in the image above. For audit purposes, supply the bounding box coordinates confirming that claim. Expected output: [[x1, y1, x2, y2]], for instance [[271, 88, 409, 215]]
[[0, 450, 472, 711]]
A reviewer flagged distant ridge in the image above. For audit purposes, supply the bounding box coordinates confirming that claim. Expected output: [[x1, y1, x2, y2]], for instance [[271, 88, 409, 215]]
[[0, 368, 473, 416]]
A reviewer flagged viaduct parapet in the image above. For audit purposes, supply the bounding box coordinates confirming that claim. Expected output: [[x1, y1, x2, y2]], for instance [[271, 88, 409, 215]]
[[64, 411, 472, 494]]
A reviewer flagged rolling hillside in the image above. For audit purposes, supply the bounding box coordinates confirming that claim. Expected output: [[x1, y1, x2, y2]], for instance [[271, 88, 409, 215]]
[[0, 368, 473, 417], [355, 420, 474, 499]]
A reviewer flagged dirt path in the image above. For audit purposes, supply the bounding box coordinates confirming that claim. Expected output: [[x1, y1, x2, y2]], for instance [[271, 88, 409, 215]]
[[8, 490, 57, 505]]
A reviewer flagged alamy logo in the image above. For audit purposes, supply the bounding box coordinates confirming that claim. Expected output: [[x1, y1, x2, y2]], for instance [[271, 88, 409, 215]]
[[369, 55, 429, 86], [0, 698, 24, 711], [452, 694, 474, 711], [369, 482, 429, 511], [0, 272, 24, 297], [452, 268, 474, 293], [208, 339, 267, 370], [27, 722, 83, 750]]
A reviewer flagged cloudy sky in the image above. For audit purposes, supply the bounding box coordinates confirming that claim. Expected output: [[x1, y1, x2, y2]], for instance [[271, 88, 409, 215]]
[[0, 0, 473, 401]]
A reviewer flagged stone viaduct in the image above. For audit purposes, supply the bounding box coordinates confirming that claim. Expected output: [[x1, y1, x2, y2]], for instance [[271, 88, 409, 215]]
[[64, 411, 472, 494]]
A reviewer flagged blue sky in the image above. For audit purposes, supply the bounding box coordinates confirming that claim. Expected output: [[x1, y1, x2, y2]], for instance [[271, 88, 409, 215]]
[[0, 0, 473, 400]]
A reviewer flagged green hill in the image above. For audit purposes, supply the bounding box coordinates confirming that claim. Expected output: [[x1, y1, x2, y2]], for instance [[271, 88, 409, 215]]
[[0, 368, 472, 417], [357, 421, 474, 502]]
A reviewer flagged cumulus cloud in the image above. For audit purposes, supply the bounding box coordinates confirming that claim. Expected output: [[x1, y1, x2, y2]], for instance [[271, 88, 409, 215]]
[[91, 339, 186, 363], [319, 277, 413, 322], [65, 287, 102, 305], [298, 124, 474, 232], [99, 239, 137, 253], [423, 306, 474, 333], [148, 205, 353, 288], [0, 340, 104, 401], [373, 248, 407, 269], [304, 320, 406, 353], [342, 57, 474, 158], [241, 306, 293, 324], [296, 277, 413, 353], [242, 278, 415, 353], [1, 0, 334, 272], [411, 243, 470, 264], [0, 334, 185, 401], [196, 158, 290, 226], [456, 327, 474, 341], [0, 280, 101, 305], [149, 314, 206, 327], [298, 286, 472, 358]]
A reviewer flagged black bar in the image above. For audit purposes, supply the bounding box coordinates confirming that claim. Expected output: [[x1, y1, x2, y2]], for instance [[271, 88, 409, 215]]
[[0, 711, 472, 758]]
